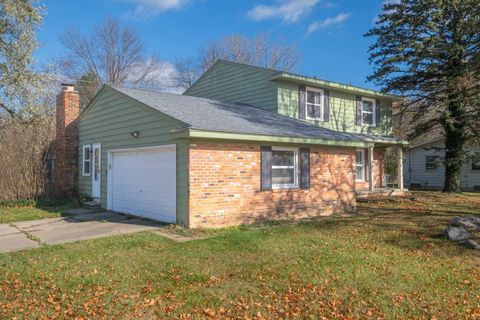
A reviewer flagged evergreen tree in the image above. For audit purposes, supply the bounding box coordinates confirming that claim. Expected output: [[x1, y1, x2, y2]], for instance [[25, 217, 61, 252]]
[[75, 69, 100, 110], [366, 0, 480, 192]]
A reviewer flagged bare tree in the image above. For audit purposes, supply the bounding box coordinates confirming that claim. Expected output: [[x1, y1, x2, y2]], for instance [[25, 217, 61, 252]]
[[173, 58, 201, 92], [0, 117, 56, 201], [174, 33, 300, 90], [59, 18, 168, 89]]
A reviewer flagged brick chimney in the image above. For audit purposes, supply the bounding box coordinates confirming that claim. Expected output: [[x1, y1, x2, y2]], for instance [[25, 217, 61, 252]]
[[55, 83, 80, 197]]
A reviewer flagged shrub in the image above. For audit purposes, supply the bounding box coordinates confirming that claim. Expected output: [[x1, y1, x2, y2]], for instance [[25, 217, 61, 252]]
[[0, 117, 55, 201]]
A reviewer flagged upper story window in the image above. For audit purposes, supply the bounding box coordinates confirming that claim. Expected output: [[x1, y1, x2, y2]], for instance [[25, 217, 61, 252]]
[[361, 97, 376, 126], [305, 87, 324, 120], [271, 147, 298, 188]]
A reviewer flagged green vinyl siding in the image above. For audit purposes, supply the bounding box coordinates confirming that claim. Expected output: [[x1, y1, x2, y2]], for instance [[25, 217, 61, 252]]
[[278, 81, 393, 136], [186, 61, 395, 137], [184, 61, 278, 113], [78, 86, 189, 225]]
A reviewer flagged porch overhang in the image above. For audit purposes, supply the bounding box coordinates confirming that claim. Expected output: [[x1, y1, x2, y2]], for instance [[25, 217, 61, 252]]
[[169, 128, 375, 148], [360, 136, 409, 147]]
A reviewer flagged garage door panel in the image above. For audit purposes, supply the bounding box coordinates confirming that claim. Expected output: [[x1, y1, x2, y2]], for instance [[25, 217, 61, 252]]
[[113, 200, 174, 221], [113, 168, 175, 180], [113, 176, 173, 187], [112, 186, 173, 200], [112, 191, 172, 206], [110, 146, 176, 223], [113, 199, 174, 212]]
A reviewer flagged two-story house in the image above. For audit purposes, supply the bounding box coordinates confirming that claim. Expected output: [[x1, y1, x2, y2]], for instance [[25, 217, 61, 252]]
[[184, 60, 407, 194], [54, 60, 407, 228]]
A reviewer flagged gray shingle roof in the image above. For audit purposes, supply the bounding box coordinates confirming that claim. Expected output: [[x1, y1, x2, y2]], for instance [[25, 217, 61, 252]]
[[111, 85, 402, 144]]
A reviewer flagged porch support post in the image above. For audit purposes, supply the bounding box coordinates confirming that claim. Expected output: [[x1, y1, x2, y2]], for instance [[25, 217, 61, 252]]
[[368, 147, 374, 191], [397, 146, 404, 190]]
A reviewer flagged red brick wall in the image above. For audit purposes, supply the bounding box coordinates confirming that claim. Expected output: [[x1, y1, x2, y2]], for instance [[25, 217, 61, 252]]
[[356, 147, 385, 190], [188, 142, 356, 228], [55, 87, 80, 197]]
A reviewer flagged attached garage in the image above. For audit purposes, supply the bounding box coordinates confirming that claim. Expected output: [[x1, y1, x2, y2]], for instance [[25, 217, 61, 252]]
[[107, 145, 177, 223]]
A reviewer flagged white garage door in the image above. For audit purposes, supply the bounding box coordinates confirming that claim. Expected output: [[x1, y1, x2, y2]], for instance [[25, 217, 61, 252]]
[[109, 145, 176, 223]]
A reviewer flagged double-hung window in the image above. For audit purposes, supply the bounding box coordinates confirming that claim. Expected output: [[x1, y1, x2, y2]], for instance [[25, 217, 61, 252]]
[[306, 87, 324, 120], [355, 150, 365, 181], [361, 97, 376, 126], [271, 147, 298, 188], [82, 145, 91, 176]]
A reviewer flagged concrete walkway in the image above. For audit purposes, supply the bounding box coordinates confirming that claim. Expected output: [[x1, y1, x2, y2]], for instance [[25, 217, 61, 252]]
[[0, 211, 164, 253]]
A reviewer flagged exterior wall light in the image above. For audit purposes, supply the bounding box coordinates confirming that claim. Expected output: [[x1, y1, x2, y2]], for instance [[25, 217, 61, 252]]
[[131, 131, 139, 138]]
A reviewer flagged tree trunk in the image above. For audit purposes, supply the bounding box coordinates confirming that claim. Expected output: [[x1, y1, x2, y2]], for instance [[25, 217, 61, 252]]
[[443, 14, 467, 194], [443, 98, 466, 193], [443, 139, 463, 193]]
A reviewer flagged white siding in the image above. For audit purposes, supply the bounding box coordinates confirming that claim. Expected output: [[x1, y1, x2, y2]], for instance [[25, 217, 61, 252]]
[[405, 140, 480, 190]]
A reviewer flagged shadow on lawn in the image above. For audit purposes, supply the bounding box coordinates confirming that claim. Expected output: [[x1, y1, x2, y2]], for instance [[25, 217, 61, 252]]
[[35, 199, 76, 217], [271, 202, 480, 257]]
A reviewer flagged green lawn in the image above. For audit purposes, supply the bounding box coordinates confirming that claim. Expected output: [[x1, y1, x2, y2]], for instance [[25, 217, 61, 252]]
[[1, 192, 480, 319], [0, 201, 73, 224]]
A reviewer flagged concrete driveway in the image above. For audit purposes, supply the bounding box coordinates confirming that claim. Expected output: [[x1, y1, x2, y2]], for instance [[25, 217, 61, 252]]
[[0, 211, 164, 253]]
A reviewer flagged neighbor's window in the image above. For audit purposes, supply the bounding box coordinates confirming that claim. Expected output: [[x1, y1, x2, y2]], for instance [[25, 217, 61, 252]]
[[361, 97, 376, 126], [306, 87, 323, 120], [272, 147, 298, 188], [425, 155, 439, 170], [472, 157, 480, 170], [356, 150, 365, 180], [82, 145, 91, 176]]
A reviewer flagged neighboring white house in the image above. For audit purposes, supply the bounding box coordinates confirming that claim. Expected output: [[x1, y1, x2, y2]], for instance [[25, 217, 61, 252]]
[[404, 138, 480, 191]]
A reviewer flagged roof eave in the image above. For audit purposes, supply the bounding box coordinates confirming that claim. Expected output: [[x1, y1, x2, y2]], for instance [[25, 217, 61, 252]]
[[410, 137, 444, 149], [373, 140, 410, 147], [79, 84, 108, 120], [170, 128, 374, 148], [270, 73, 404, 101]]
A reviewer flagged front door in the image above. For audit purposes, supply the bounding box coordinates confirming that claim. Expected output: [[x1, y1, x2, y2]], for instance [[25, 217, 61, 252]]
[[92, 143, 101, 200]]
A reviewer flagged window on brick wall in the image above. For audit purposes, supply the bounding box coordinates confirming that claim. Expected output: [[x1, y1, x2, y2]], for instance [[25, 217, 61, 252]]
[[356, 150, 365, 181], [82, 145, 91, 176], [271, 147, 298, 188]]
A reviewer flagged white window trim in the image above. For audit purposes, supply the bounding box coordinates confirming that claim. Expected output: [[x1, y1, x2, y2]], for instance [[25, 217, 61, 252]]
[[355, 149, 366, 181], [305, 87, 324, 121], [361, 97, 376, 127], [82, 144, 91, 177], [271, 146, 299, 189], [91, 143, 102, 199]]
